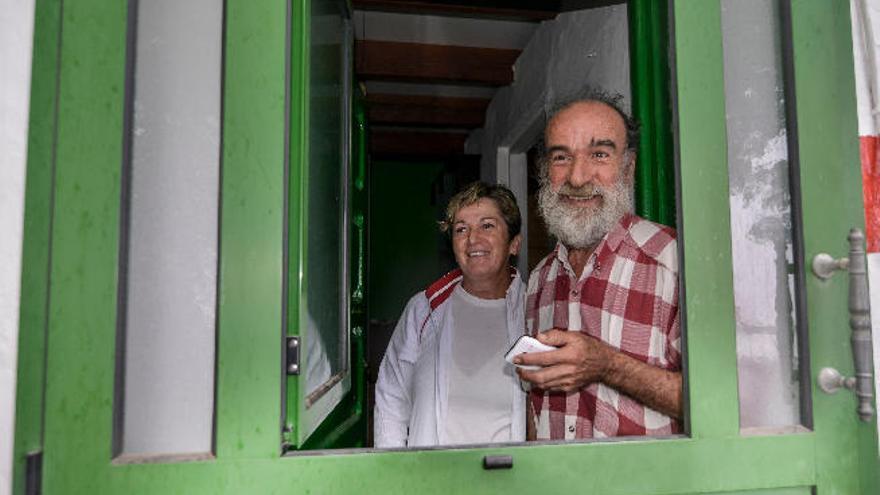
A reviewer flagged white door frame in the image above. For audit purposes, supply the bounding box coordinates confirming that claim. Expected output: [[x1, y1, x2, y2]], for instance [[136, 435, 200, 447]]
[[493, 100, 546, 279]]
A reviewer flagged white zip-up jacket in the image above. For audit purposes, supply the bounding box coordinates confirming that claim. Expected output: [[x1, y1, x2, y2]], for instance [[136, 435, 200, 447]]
[[374, 268, 526, 448]]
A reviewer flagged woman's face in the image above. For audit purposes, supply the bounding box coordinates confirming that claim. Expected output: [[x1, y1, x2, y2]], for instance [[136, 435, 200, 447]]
[[451, 198, 521, 285]]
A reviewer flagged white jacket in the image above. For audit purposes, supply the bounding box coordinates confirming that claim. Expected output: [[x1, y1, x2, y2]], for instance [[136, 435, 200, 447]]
[[374, 269, 526, 448]]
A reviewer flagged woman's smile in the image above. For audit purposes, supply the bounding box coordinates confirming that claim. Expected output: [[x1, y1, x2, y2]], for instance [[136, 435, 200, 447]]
[[451, 198, 521, 297]]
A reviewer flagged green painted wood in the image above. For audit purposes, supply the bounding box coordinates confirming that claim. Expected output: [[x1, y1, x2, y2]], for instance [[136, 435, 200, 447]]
[[672, 0, 741, 439], [707, 489, 810, 495], [40, 0, 127, 491], [649, 0, 675, 227], [292, 0, 320, 445], [26, 0, 879, 493], [11, 0, 62, 493], [628, 0, 675, 227], [38, 0, 289, 485], [287, 0, 363, 449], [215, 0, 288, 460], [91, 435, 816, 494], [284, 0, 308, 446], [788, 1, 879, 493], [298, 83, 370, 452], [629, 0, 657, 222], [350, 85, 369, 445]]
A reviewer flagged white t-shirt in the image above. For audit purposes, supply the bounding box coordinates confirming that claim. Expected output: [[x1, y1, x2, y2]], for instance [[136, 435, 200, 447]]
[[444, 285, 513, 445]]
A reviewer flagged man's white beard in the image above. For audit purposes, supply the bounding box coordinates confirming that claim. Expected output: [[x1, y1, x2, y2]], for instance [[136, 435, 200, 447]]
[[537, 177, 634, 249]]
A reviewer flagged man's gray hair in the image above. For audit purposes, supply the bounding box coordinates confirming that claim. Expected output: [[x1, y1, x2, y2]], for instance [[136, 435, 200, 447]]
[[536, 89, 641, 183], [544, 88, 641, 153]]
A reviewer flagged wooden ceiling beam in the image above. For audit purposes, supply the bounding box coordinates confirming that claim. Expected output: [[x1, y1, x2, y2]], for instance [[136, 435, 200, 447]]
[[352, 0, 557, 21], [370, 129, 470, 156], [356, 40, 520, 86], [366, 93, 491, 128]]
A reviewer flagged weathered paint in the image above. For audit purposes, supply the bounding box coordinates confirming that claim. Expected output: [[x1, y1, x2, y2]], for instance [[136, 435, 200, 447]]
[[859, 136, 880, 251], [720, 0, 801, 429]]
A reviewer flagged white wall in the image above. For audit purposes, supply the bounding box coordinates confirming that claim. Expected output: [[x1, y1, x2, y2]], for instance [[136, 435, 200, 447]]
[[466, 4, 629, 277], [119, 0, 222, 458], [0, 0, 36, 494], [469, 4, 631, 180]]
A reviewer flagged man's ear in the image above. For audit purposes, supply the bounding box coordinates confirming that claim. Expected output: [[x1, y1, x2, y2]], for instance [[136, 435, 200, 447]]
[[509, 234, 523, 256]]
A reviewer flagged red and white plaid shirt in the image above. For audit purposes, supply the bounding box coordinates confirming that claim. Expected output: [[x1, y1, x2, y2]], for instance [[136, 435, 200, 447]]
[[526, 213, 681, 439]]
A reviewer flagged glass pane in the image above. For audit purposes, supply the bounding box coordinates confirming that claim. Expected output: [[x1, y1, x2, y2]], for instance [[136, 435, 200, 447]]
[[721, 0, 802, 429], [303, 0, 350, 403], [116, 0, 222, 457]]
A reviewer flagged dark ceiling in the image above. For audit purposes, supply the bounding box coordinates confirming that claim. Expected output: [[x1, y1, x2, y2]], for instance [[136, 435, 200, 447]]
[[353, 0, 625, 158]]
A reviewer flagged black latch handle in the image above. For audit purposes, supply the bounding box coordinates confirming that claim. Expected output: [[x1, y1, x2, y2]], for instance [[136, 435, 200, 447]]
[[482, 455, 513, 470]]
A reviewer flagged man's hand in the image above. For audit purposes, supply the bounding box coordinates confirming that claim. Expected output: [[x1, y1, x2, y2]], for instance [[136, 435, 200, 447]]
[[514, 329, 683, 419], [514, 329, 614, 392]]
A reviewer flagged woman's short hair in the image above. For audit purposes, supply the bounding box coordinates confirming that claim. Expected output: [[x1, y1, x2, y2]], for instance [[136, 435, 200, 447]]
[[440, 181, 522, 239]]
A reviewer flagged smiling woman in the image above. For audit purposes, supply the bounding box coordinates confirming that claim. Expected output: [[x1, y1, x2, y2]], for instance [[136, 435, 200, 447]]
[[447, 186, 522, 299], [373, 181, 527, 448]]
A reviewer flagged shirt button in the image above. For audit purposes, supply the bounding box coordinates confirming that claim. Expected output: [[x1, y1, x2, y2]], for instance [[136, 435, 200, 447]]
[[568, 425, 575, 433], [571, 289, 579, 296]]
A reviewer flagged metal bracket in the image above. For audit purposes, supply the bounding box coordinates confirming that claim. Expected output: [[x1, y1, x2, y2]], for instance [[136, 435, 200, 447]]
[[286, 336, 300, 375]]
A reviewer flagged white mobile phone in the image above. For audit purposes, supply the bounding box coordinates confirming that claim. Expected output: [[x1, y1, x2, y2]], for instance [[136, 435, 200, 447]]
[[504, 335, 557, 370]]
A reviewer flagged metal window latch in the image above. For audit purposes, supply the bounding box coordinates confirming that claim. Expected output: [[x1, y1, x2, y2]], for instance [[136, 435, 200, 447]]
[[482, 455, 513, 470], [812, 228, 875, 422], [286, 336, 300, 375], [25, 450, 42, 495]]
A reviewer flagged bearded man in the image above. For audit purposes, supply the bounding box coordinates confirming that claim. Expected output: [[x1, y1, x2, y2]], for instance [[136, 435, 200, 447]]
[[514, 93, 682, 440]]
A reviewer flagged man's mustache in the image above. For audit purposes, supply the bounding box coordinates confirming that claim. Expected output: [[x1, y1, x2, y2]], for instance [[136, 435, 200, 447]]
[[556, 183, 605, 198]]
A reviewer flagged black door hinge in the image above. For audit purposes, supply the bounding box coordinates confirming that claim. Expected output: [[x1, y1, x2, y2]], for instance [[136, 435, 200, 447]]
[[286, 336, 300, 375]]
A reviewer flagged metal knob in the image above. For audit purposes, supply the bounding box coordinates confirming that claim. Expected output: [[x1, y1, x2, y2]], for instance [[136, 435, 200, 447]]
[[811, 253, 849, 280], [817, 367, 855, 394]]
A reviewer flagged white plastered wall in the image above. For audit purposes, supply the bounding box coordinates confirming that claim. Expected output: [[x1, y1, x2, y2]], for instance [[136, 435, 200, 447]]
[[0, 0, 36, 494], [471, 4, 630, 178], [467, 4, 630, 276]]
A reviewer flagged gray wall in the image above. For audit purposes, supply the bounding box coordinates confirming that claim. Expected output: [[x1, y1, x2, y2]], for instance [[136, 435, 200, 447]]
[[720, 0, 800, 429], [466, 4, 630, 277], [121, 0, 222, 457], [469, 4, 631, 180]]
